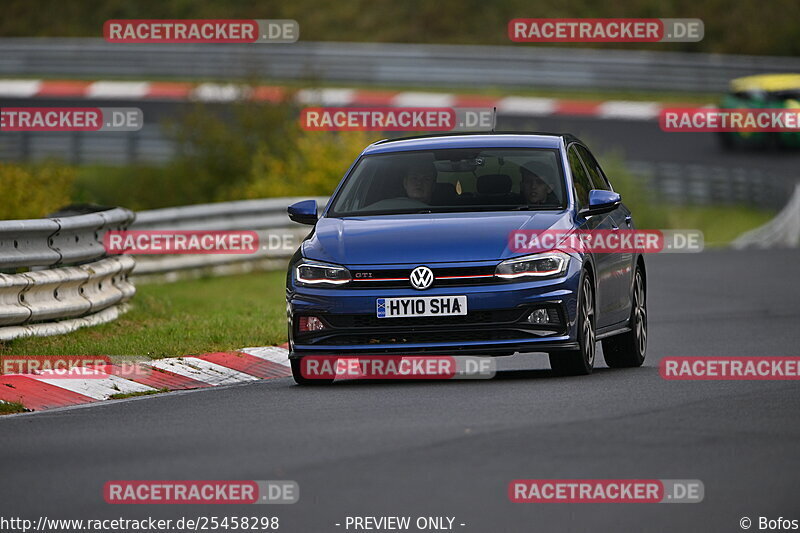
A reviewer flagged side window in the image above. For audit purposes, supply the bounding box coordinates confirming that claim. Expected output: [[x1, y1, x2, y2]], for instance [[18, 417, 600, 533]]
[[576, 145, 612, 191], [567, 146, 592, 208]]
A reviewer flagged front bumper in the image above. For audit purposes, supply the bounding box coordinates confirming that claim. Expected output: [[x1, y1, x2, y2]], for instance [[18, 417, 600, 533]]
[[287, 259, 582, 357]]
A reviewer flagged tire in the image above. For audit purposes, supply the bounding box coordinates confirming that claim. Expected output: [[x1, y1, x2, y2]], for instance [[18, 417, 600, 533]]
[[291, 357, 335, 386], [549, 273, 596, 376], [602, 268, 647, 368]]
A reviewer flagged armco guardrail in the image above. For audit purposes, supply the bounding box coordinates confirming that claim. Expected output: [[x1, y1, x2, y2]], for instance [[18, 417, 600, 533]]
[[0, 207, 133, 268], [732, 183, 800, 249], [130, 197, 327, 281], [626, 161, 792, 210], [0, 207, 136, 341], [2, 39, 799, 93]]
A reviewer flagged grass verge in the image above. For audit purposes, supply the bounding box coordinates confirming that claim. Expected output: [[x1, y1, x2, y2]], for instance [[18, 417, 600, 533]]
[[1, 271, 287, 358], [109, 388, 169, 400], [666, 206, 774, 246], [0, 401, 28, 415]]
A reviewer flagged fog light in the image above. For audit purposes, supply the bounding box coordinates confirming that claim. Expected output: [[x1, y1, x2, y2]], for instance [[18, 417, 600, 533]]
[[527, 307, 561, 326], [528, 308, 550, 325], [298, 316, 325, 332]]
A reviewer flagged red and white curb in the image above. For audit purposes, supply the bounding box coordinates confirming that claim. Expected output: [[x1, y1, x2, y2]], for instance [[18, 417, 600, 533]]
[[0, 345, 291, 413], [0, 79, 708, 121]]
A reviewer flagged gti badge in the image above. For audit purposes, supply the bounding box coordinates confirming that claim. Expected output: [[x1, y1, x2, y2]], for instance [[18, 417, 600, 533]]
[[409, 266, 434, 290]]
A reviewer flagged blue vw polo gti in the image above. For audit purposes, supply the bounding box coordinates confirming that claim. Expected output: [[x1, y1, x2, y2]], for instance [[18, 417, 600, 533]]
[[286, 133, 647, 385]]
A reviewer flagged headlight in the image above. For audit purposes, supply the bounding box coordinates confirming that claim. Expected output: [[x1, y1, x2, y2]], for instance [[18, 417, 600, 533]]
[[495, 251, 570, 280], [295, 260, 351, 286]]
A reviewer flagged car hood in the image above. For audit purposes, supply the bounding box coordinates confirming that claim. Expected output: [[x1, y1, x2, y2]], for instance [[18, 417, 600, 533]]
[[302, 211, 572, 265]]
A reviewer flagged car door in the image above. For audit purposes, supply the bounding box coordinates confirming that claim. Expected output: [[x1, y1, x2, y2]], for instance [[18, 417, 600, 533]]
[[576, 144, 634, 326], [567, 144, 616, 329]]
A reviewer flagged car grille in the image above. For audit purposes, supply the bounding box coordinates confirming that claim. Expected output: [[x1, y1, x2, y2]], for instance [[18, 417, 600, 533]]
[[295, 303, 567, 347], [323, 308, 527, 328], [349, 265, 501, 289], [315, 329, 540, 345]]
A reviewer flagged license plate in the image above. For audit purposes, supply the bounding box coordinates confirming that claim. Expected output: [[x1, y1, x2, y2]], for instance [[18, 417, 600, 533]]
[[376, 296, 467, 318]]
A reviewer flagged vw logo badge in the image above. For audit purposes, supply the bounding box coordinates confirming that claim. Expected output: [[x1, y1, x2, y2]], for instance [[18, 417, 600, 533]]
[[409, 266, 434, 290]]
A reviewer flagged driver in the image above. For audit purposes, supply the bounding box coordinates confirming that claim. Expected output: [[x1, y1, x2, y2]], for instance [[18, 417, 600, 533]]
[[519, 161, 558, 205], [403, 160, 437, 204]]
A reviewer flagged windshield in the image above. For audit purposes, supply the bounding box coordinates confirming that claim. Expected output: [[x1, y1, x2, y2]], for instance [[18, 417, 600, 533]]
[[328, 148, 566, 216]]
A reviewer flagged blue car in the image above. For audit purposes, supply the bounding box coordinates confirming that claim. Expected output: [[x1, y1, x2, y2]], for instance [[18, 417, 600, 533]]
[[286, 133, 647, 385]]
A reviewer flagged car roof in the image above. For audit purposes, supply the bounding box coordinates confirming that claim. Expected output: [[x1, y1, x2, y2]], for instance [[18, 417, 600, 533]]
[[362, 132, 579, 155]]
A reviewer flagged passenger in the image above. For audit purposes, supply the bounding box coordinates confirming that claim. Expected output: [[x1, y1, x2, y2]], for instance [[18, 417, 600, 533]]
[[520, 162, 559, 205]]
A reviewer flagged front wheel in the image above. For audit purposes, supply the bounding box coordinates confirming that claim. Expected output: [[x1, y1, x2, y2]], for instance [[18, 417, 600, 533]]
[[291, 357, 335, 386], [549, 273, 595, 376], [602, 268, 647, 368]]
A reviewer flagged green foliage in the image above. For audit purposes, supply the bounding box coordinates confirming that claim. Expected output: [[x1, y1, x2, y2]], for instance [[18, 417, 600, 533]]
[[0, 162, 76, 220], [73, 164, 184, 211], [1, 0, 797, 56], [237, 130, 378, 198], [166, 100, 300, 202], [74, 99, 379, 208]]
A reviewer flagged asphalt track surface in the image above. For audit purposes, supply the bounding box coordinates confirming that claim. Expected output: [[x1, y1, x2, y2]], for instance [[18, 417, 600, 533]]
[[2, 249, 799, 532]]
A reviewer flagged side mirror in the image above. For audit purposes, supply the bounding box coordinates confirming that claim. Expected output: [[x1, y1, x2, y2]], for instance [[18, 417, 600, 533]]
[[288, 200, 318, 225], [580, 190, 621, 216]]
